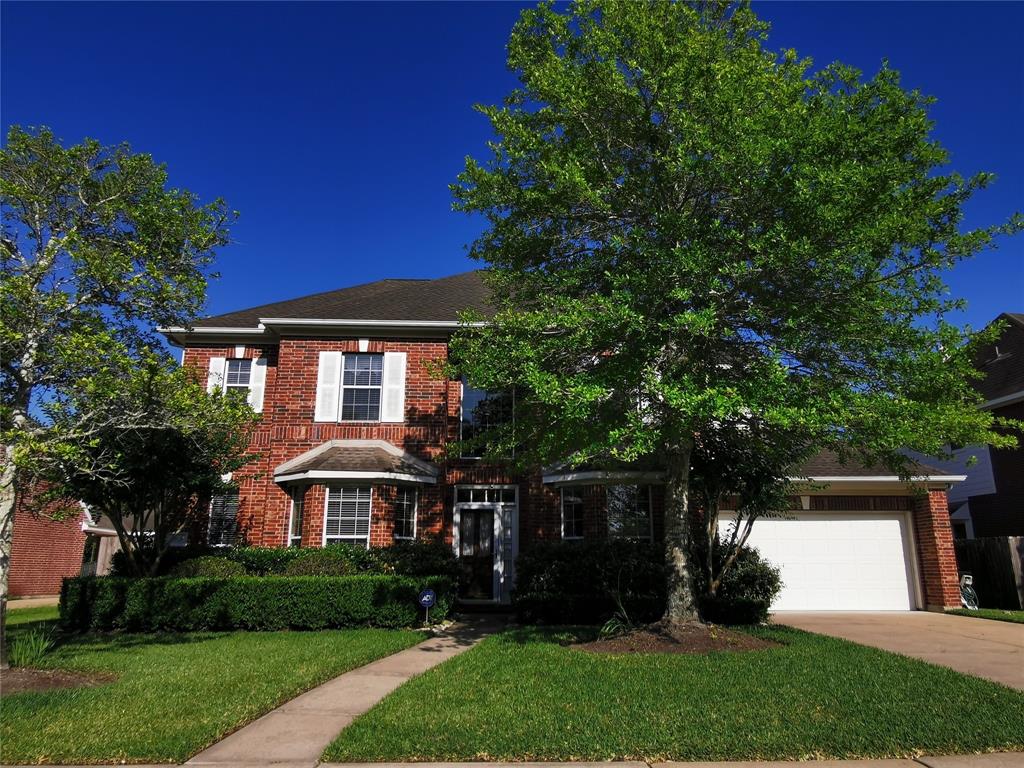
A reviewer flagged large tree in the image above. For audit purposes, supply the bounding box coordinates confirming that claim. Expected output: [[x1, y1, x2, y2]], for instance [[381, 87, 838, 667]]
[[449, 1, 1020, 623], [27, 352, 259, 578], [1, 126, 233, 661]]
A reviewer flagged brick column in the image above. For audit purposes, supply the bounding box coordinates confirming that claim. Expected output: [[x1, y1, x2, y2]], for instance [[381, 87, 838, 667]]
[[302, 484, 327, 547], [912, 489, 960, 610]]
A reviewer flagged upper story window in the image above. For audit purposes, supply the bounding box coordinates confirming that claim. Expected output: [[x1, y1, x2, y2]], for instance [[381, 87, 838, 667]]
[[607, 485, 651, 541], [394, 487, 417, 540], [341, 354, 383, 421], [324, 486, 372, 547], [561, 488, 584, 540], [206, 355, 266, 412], [315, 351, 406, 424], [460, 376, 514, 459], [224, 359, 252, 398]]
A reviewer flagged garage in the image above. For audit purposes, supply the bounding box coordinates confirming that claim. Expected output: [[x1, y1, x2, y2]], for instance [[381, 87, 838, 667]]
[[721, 512, 919, 611]]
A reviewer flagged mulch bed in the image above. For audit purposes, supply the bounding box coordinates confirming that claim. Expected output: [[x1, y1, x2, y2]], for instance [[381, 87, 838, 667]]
[[1, 667, 117, 695], [574, 622, 779, 655]]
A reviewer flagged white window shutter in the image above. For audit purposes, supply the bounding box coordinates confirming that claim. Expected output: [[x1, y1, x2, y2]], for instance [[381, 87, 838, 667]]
[[207, 357, 226, 393], [381, 351, 406, 423], [248, 357, 268, 412], [314, 351, 342, 422]]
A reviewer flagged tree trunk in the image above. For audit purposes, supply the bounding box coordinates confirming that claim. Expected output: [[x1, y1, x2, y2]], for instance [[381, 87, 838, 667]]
[[1, 445, 18, 670], [662, 440, 700, 624]]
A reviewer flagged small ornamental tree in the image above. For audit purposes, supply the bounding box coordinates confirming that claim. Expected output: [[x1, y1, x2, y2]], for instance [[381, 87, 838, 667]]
[[1, 126, 233, 664], [27, 353, 259, 577], [449, 1, 1020, 624]]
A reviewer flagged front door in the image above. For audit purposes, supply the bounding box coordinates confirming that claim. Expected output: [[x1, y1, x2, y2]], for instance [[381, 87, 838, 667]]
[[458, 507, 495, 600]]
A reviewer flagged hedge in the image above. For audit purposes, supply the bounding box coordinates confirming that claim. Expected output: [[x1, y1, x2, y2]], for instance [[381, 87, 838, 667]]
[[110, 541, 459, 579], [513, 540, 667, 624], [60, 574, 455, 632]]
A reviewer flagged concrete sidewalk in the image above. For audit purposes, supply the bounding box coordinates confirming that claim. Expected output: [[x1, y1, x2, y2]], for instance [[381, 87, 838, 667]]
[[185, 618, 499, 768]]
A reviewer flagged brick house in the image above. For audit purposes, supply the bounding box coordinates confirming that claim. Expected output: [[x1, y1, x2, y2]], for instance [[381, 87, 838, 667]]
[[164, 270, 964, 611]]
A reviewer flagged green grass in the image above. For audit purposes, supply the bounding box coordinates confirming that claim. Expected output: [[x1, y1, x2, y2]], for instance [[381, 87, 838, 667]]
[[324, 625, 1024, 762], [6, 603, 60, 626], [2, 628, 421, 764], [948, 608, 1024, 624]]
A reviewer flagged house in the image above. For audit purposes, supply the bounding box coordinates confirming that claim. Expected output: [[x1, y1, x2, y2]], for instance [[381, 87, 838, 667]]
[[906, 313, 1024, 539], [163, 270, 965, 612]]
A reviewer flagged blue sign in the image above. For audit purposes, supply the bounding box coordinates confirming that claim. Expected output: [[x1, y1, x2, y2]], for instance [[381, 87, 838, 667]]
[[418, 589, 437, 609]]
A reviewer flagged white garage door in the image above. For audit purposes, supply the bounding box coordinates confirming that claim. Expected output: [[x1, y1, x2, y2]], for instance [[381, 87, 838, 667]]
[[720, 513, 917, 611]]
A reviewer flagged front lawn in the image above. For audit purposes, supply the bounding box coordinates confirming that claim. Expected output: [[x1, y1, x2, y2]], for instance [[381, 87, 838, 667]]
[[2, 628, 421, 764], [324, 625, 1024, 762], [948, 608, 1024, 624], [6, 603, 60, 626]]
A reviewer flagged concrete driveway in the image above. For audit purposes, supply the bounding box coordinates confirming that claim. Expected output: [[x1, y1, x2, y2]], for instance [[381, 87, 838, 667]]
[[776, 611, 1024, 691]]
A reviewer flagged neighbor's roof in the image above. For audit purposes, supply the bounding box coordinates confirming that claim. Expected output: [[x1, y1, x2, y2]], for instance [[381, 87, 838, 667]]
[[974, 312, 1024, 404], [274, 440, 440, 484], [192, 270, 493, 329]]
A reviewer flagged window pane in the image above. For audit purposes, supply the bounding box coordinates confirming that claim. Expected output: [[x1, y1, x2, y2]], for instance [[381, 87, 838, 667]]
[[607, 485, 651, 540], [341, 387, 381, 421], [225, 359, 252, 387], [394, 487, 416, 539], [460, 377, 513, 458], [562, 489, 584, 539], [325, 486, 371, 546], [456, 488, 471, 503], [500, 488, 516, 503], [289, 491, 304, 546], [209, 490, 239, 546]]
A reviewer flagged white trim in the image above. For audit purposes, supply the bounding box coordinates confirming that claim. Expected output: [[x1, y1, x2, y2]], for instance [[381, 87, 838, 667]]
[[260, 317, 485, 329], [798, 474, 967, 483], [276, 470, 437, 484], [394, 486, 418, 540], [980, 389, 1024, 410], [380, 351, 406, 423], [287, 488, 304, 547], [560, 487, 584, 540], [543, 469, 666, 486], [161, 326, 266, 335], [322, 485, 373, 548], [453, 484, 519, 604]]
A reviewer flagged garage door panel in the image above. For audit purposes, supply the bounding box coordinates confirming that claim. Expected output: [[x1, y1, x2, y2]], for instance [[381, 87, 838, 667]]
[[719, 513, 916, 611]]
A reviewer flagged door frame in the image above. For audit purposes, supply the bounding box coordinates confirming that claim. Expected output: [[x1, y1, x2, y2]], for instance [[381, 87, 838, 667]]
[[452, 484, 519, 603]]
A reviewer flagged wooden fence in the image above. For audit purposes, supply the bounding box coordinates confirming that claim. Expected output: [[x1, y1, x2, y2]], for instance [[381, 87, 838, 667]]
[[954, 536, 1024, 610]]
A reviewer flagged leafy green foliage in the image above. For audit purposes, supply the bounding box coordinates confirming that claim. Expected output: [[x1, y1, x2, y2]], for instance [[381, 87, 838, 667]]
[[513, 540, 666, 624], [9, 626, 54, 667], [948, 608, 1024, 625], [2, 628, 421, 764], [170, 556, 246, 578], [696, 545, 782, 625], [324, 626, 1024, 762], [59, 575, 455, 632], [283, 546, 365, 576], [447, 0, 1021, 620]]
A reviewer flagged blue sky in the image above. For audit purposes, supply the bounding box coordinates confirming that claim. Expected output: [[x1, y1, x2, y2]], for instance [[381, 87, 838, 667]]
[[3, 1, 1021, 331]]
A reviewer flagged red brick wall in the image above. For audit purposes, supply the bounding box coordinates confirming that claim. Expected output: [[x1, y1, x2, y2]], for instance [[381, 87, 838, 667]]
[[9, 494, 87, 598], [912, 489, 961, 610]]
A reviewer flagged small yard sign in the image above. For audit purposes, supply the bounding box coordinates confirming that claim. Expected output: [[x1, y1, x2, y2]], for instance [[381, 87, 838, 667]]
[[418, 588, 437, 624]]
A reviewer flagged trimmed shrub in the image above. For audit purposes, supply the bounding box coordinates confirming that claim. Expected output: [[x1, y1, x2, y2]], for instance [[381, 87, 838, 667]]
[[226, 547, 303, 575], [171, 556, 246, 578], [375, 540, 460, 579], [59, 574, 455, 632], [284, 544, 376, 576], [513, 540, 666, 624], [698, 545, 783, 625]]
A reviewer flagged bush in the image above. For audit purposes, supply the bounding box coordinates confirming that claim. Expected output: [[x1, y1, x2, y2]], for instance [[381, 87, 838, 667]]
[[375, 540, 460, 579], [227, 546, 302, 575], [59, 574, 455, 632], [513, 540, 666, 624], [10, 627, 55, 667], [284, 544, 377, 576], [171, 556, 246, 578], [698, 545, 782, 625]]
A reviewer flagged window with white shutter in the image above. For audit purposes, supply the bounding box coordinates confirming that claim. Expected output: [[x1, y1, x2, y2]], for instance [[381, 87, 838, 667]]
[[314, 351, 343, 422], [340, 354, 383, 421], [324, 486, 372, 547], [381, 351, 406, 422]]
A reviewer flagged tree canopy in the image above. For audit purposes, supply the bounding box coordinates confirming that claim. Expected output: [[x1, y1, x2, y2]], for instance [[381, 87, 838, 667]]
[[449, 0, 1021, 621]]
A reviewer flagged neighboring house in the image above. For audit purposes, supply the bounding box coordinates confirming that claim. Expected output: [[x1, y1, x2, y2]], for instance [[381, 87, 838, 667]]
[[163, 270, 964, 611], [907, 313, 1024, 539], [8, 490, 87, 598]]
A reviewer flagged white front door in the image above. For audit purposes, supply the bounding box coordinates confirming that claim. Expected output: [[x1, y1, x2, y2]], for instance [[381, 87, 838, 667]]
[[453, 486, 519, 603], [720, 513, 918, 611]]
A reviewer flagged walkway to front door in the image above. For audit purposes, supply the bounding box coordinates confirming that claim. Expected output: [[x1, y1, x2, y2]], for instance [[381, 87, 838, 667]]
[[187, 617, 500, 768], [777, 611, 1024, 690]]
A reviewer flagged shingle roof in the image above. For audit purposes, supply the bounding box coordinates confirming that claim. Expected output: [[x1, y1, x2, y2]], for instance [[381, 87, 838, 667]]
[[974, 312, 1024, 402], [274, 440, 439, 482], [193, 270, 493, 328], [797, 450, 946, 479]]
